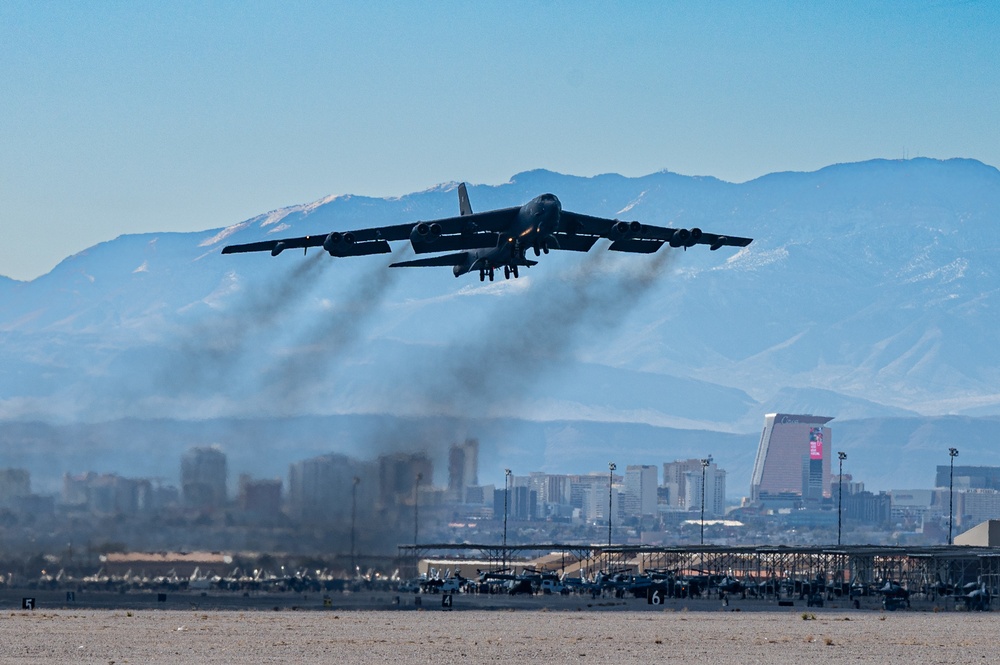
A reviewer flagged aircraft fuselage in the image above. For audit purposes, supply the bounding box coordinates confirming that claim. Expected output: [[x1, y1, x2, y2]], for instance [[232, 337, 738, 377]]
[[511, 192, 562, 247], [456, 193, 562, 277]]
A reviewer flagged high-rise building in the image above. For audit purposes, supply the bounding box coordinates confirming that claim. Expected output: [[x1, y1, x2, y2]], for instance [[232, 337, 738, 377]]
[[287, 453, 374, 523], [531, 473, 571, 511], [750, 413, 833, 506], [935, 466, 1000, 491], [683, 463, 726, 517], [61, 472, 153, 515], [448, 439, 479, 498], [624, 465, 658, 517], [568, 473, 614, 521], [588, 480, 621, 525], [238, 475, 283, 518], [0, 468, 30, 507], [377, 452, 433, 509], [493, 484, 537, 521], [663, 459, 709, 509], [181, 445, 228, 511], [957, 489, 1000, 528], [463, 484, 494, 506]]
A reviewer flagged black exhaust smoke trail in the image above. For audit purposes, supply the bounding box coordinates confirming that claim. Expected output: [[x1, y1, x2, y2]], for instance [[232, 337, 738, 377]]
[[376, 247, 676, 466], [258, 248, 406, 414], [156, 253, 326, 400], [429, 247, 677, 412]]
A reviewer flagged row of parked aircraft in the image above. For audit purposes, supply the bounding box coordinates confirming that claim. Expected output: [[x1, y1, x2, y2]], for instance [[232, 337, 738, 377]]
[[15, 564, 993, 611], [395, 566, 993, 611], [22, 565, 392, 594]]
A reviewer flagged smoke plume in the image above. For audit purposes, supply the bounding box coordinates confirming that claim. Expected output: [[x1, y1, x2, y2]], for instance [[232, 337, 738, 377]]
[[256, 248, 406, 413], [156, 254, 326, 401]]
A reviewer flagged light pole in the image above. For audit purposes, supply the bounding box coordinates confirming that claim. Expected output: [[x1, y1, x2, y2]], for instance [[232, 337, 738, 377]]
[[700, 457, 712, 545], [948, 447, 959, 545], [503, 468, 511, 570], [837, 452, 847, 546], [350, 476, 360, 573], [608, 462, 616, 547], [413, 472, 422, 546]]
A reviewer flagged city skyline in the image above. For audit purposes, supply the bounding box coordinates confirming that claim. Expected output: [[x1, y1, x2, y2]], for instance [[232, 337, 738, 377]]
[[6, 436, 1000, 556]]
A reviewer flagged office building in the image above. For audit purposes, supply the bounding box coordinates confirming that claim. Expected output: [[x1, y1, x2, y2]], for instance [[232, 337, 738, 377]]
[[181, 445, 228, 511], [0, 468, 30, 507], [683, 463, 727, 517], [935, 465, 1000, 491], [377, 452, 433, 509], [624, 465, 658, 517], [750, 413, 833, 506], [288, 453, 374, 522], [448, 439, 479, 498], [238, 475, 283, 518]]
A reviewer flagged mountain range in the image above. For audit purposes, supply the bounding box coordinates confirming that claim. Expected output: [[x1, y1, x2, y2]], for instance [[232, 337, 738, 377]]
[[2, 157, 998, 495]]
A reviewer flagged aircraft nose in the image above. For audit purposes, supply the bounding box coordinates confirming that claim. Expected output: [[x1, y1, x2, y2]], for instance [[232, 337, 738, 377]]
[[536, 196, 561, 216]]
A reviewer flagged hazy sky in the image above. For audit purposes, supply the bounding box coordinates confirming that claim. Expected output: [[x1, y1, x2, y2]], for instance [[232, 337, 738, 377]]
[[2, 1, 997, 281]]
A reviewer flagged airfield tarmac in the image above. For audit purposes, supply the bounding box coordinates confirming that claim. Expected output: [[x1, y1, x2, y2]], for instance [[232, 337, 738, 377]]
[[0, 593, 996, 663]]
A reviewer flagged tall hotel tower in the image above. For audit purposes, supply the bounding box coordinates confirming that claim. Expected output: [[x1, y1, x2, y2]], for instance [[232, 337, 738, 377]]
[[750, 414, 833, 507]]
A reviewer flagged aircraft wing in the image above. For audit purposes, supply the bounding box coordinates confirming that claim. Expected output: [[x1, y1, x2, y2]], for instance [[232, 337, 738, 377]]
[[220, 234, 392, 257], [221, 206, 520, 257], [389, 253, 470, 268], [558, 211, 753, 253]]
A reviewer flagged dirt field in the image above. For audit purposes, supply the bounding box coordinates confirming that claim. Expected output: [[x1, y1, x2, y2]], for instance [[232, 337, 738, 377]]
[[1, 606, 996, 664]]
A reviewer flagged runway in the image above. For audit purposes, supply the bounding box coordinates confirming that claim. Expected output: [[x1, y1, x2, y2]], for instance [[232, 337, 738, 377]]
[[2, 607, 997, 664]]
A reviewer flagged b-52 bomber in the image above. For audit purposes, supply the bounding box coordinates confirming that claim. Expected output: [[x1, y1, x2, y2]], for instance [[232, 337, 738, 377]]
[[222, 184, 753, 281]]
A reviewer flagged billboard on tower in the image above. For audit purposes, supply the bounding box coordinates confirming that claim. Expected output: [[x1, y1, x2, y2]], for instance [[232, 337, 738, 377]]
[[809, 427, 824, 460]]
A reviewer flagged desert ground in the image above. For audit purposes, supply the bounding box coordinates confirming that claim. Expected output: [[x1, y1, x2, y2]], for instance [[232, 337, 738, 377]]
[[0, 595, 996, 664]]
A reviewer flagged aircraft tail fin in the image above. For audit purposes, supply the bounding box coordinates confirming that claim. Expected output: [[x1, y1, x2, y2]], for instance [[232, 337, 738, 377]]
[[458, 182, 473, 216]]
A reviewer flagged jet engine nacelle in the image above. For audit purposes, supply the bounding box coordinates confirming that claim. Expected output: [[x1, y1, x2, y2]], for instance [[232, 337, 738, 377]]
[[669, 227, 702, 248], [451, 252, 475, 278], [323, 231, 355, 255], [410, 222, 443, 245], [607, 220, 643, 242]]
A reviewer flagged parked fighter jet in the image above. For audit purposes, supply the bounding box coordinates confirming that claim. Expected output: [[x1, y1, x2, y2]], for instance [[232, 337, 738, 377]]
[[222, 184, 753, 280], [879, 580, 911, 610], [961, 580, 991, 611]]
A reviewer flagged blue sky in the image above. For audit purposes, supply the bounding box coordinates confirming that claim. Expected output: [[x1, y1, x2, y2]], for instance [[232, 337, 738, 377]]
[[2, 1, 998, 281]]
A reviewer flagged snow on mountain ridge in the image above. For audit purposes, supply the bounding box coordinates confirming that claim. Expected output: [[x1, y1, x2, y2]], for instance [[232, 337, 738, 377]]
[[1, 158, 999, 433]]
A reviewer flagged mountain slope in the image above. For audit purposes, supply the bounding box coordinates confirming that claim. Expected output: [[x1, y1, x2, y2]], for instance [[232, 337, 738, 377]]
[[1, 158, 999, 493]]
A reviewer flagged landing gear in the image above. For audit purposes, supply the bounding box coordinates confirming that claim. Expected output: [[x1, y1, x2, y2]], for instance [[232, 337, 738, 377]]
[[488, 268, 495, 281], [501, 264, 520, 279], [479, 269, 485, 282]]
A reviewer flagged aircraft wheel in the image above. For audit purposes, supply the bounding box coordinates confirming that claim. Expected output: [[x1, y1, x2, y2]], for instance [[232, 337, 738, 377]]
[[504, 266, 510, 279], [512, 265, 519, 278], [533, 246, 540, 257], [489, 269, 494, 281], [542, 244, 549, 254], [479, 270, 485, 282]]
